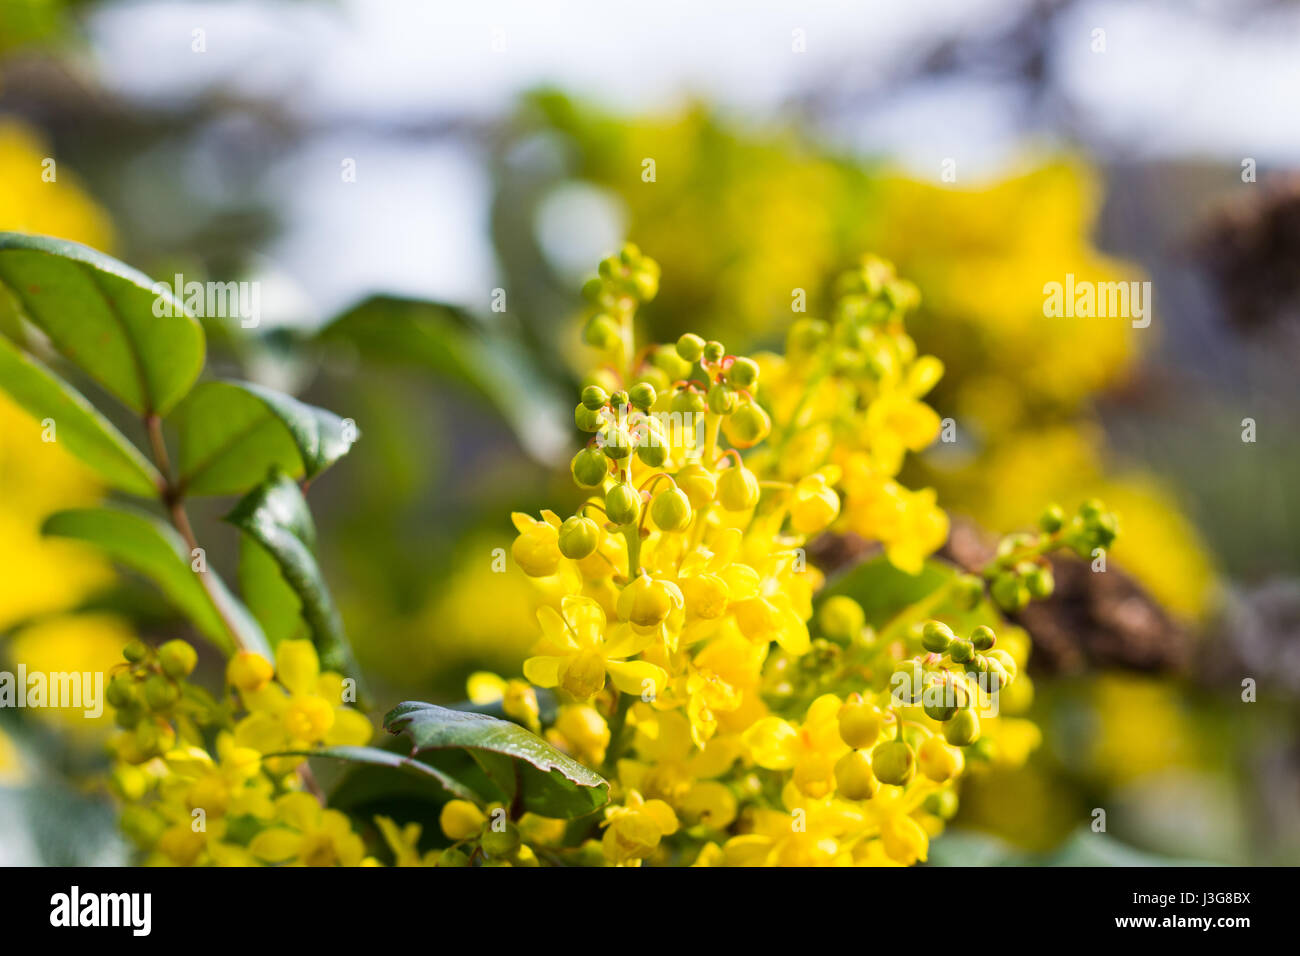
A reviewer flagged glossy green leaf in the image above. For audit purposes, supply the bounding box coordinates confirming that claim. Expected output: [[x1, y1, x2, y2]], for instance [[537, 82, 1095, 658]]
[[273, 745, 482, 805], [0, 233, 204, 415], [318, 295, 567, 462], [173, 380, 358, 496], [0, 334, 161, 495], [238, 532, 306, 649], [42, 506, 270, 658], [385, 701, 609, 819], [224, 470, 360, 680]]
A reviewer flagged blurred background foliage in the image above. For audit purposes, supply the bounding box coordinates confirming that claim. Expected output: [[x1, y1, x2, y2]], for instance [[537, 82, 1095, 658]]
[[1, 0, 1298, 864]]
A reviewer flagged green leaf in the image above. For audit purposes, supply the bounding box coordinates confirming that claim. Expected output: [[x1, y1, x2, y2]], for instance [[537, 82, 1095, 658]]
[[41, 506, 270, 658], [223, 470, 360, 680], [271, 745, 482, 805], [384, 701, 609, 819], [0, 232, 204, 415], [173, 380, 358, 496], [237, 533, 305, 649], [318, 295, 568, 462], [0, 334, 161, 495]]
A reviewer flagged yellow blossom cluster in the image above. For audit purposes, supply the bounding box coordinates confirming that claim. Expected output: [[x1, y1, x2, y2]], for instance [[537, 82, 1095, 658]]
[[107, 638, 374, 866], [502, 246, 1096, 866]]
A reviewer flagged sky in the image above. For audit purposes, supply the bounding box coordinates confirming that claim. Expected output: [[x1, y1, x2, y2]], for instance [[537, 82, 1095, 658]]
[[80, 0, 1300, 320]]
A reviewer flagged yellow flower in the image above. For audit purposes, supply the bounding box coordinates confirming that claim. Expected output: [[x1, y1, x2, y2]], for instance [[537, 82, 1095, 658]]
[[375, 816, 440, 866], [840, 460, 949, 574], [789, 467, 841, 536], [865, 394, 941, 476], [250, 792, 370, 866], [522, 595, 667, 701], [163, 732, 274, 820], [233, 640, 372, 771], [601, 790, 679, 865], [547, 704, 611, 766], [511, 511, 564, 577], [743, 694, 849, 798]]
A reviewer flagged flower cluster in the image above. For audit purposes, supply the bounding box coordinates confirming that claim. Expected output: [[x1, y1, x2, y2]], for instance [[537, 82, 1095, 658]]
[[107, 638, 374, 866], [503, 246, 1119, 866]]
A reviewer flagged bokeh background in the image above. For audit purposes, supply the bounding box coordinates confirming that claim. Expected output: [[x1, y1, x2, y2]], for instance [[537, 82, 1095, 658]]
[[2, 0, 1299, 864]]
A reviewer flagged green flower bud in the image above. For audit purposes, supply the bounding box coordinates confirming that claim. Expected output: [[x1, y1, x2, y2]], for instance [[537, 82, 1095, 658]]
[[891, 661, 925, 704], [871, 739, 916, 786], [923, 789, 959, 820], [702, 341, 725, 364], [106, 674, 137, 710], [837, 699, 883, 749], [706, 382, 737, 415], [114, 704, 142, 729], [576, 403, 606, 433], [991, 572, 1030, 613], [948, 638, 974, 664], [922, 676, 959, 722], [480, 821, 522, 857], [143, 674, 180, 711], [601, 424, 634, 459], [134, 718, 175, 758], [988, 649, 1018, 683], [834, 750, 878, 801], [582, 313, 622, 349], [571, 447, 610, 487], [1092, 513, 1118, 548], [1079, 498, 1104, 521], [717, 464, 760, 511], [970, 625, 996, 651], [723, 400, 771, 449], [558, 516, 601, 560], [437, 847, 471, 867], [726, 356, 759, 389], [158, 639, 198, 679], [581, 385, 608, 410], [943, 708, 980, 747], [671, 387, 707, 417], [676, 462, 716, 507], [633, 269, 658, 302], [819, 596, 865, 644], [650, 487, 693, 532], [605, 483, 641, 526], [1025, 565, 1054, 599], [984, 657, 1010, 691], [628, 382, 657, 410], [921, 620, 953, 653], [636, 439, 668, 469], [1039, 504, 1065, 534], [676, 333, 706, 362], [123, 639, 149, 664]]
